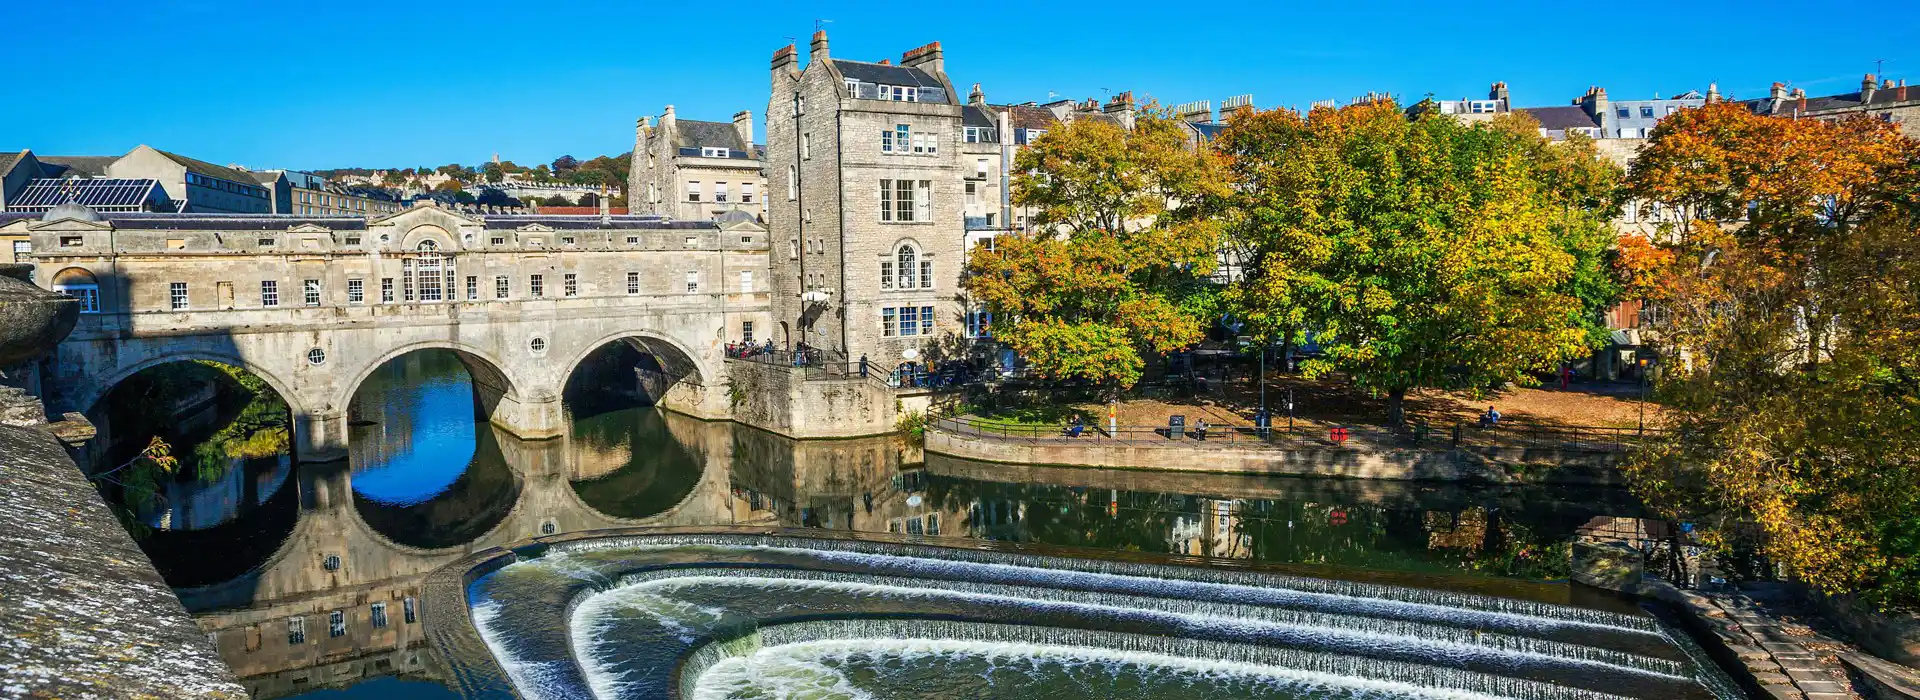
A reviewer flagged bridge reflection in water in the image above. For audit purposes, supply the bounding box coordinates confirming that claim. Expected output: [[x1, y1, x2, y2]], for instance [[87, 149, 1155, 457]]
[[119, 350, 1673, 699]]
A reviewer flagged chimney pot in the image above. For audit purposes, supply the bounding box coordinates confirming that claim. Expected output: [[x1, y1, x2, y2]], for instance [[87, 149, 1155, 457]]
[[876, 58, 889, 65], [1897, 79, 1909, 102], [810, 30, 829, 62]]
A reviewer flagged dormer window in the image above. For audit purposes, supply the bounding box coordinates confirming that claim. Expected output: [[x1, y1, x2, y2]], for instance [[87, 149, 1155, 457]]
[[701, 147, 730, 158]]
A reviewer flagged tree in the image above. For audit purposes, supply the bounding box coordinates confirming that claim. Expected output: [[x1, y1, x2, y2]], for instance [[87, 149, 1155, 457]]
[[962, 110, 1229, 389], [552, 155, 579, 172], [380, 170, 407, 187], [483, 162, 505, 184], [1212, 100, 1623, 425], [540, 194, 574, 207], [1621, 103, 1920, 609], [433, 180, 464, 193]]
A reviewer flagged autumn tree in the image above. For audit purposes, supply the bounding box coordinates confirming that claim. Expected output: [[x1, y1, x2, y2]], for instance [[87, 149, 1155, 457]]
[[1620, 103, 1920, 608], [962, 110, 1229, 389], [1213, 100, 1624, 425]]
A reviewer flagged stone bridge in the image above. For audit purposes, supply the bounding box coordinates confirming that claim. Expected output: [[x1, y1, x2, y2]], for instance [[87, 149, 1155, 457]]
[[10, 203, 773, 462]]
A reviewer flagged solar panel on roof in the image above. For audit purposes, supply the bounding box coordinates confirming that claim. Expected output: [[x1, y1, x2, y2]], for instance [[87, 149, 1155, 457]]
[[10, 178, 165, 211]]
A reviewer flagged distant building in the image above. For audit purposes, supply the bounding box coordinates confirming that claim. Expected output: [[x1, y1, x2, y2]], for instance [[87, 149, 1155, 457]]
[[249, 170, 404, 217], [629, 107, 767, 222], [102, 145, 273, 213], [1739, 74, 1920, 138]]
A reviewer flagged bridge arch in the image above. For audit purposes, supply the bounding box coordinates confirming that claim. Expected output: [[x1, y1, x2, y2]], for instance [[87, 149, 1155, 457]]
[[560, 328, 713, 391], [336, 340, 526, 425], [77, 350, 306, 422]]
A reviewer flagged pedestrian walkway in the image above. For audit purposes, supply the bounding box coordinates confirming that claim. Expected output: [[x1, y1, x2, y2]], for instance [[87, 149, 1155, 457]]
[[1693, 583, 1859, 699]]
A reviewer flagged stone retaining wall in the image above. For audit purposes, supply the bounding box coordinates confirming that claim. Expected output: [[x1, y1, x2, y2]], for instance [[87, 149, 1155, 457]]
[[724, 359, 899, 438], [924, 427, 1624, 484]]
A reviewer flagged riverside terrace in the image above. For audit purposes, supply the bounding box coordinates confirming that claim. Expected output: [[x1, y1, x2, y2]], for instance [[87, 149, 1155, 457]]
[[923, 406, 1660, 482]]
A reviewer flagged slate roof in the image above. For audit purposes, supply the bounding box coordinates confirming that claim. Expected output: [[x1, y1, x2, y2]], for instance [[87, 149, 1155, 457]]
[[479, 215, 716, 230], [962, 105, 997, 129], [0, 152, 21, 177], [37, 156, 117, 179], [1740, 87, 1920, 116], [1519, 106, 1599, 131], [673, 120, 750, 152], [100, 213, 371, 231], [832, 60, 943, 90], [154, 149, 261, 187], [997, 104, 1060, 131]]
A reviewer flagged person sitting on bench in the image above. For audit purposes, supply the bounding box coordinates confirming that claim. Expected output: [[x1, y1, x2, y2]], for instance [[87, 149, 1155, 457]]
[[1064, 414, 1085, 437]]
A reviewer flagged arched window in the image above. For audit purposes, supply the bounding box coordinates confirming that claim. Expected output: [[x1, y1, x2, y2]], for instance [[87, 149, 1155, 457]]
[[896, 244, 917, 289], [417, 240, 438, 252], [52, 268, 100, 314], [413, 240, 451, 302]]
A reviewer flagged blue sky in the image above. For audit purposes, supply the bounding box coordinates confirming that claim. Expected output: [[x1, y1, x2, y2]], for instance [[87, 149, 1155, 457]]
[[5, 1, 1913, 171]]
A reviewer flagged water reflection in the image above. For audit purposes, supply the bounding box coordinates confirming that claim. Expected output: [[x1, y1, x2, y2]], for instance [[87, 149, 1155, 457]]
[[112, 349, 1656, 698]]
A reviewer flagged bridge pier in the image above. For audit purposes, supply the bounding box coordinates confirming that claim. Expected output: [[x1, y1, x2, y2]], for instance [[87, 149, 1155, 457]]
[[486, 392, 566, 441], [295, 411, 348, 464]]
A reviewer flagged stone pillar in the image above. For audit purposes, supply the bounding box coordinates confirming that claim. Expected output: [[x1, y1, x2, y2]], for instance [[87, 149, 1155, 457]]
[[295, 410, 348, 464], [658, 378, 725, 420], [487, 392, 565, 440]]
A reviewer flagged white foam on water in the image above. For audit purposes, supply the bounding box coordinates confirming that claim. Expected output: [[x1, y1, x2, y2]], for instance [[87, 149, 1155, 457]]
[[570, 583, 736, 700], [472, 598, 592, 700], [688, 638, 1523, 700]]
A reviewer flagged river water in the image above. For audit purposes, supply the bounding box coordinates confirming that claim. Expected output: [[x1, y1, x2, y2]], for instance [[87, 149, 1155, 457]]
[[99, 350, 1703, 699]]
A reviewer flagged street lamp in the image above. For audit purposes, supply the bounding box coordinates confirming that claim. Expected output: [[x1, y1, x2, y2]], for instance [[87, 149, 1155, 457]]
[[1635, 351, 1658, 434]]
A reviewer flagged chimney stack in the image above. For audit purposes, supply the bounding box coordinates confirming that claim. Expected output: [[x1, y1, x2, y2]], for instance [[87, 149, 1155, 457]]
[[1489, 81, 1509, 104], [1173, 100, 1213, 124], [1103, 91, 1135, 114], [771, 43, 797, 75], [1795, 88, 1807, 114], [901, 41, 944, 78], [1706, 82, 1720, 103], [1898, 79, 1909, 102], [732, 111, 754, 157], [1220, 94, 1255, 121], [1575, 86, 1609, 124], [969, 83, 985, 106], [809, 30, 829, 63], [1863, 74, 1879, 104]]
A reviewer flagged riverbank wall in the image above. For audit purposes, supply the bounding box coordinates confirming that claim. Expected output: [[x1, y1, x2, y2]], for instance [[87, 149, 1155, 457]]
[[923, 427, 1624, 484], [720, 359, 933, 439], [0, 423, 245, 697]]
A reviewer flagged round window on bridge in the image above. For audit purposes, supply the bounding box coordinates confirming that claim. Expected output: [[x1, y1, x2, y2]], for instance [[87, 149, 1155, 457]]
[[529, 337, 548, 356], [307, 348, 327, 366]]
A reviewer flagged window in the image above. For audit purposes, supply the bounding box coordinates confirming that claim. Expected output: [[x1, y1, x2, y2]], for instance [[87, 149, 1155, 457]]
[[741, 182, 755, 203], [685, 236, 697, 248], [381, 278, 394, 303], [896, 245, 917, 288], [261, 280, 280, 307], [627, 272, 640, 295], [416, 254, 441, 302], [802, 134, 811, 160], [967, 308, 992, 338], [1615, 107, 1631, 118], [1640, 106, 1656, 118], [702, 147, 730, 158], [370, 603, 388, 629], [288, 618, 306, 645], [11, 240, 29, 261], [491, 236, 506, 245], [1469, 100, 1499, 114], [919, 305, 934, 335], [898, 305, 920, 336], [561, 236, 576, 246], [530, 274, 544, 297], [402, 260, 415, 301], [564, 273, 578, 297], [920, 260, 933, 288], [792, 93, 803, 116], [329, 610, 346, 638], [883, 124, 911, 154], [976, 158, 990, 179], [529, 337, 547, 354], [739, 270, 753, 292], [964, 126, 987, 143], [626, 235, 640, 245], [169, 282, 188, 310], [688, 181, 702, 202], [403, 598, 416, 624], [787, 166, 798, 200], [742, 321, 755, 343], [789, 239, 799, 259], [913, 131, 937, 154], [258, 238, 275, 247], [880, 179, 927, 222], [966, 181, 977, 205], [304, 279, 321, 306], [496, 275, 510, 299], [465, 275, 477, 300], [882, 307, 897, 337], [685, 270, 699, 293], [60, 236, 82, 248], [881, 261, 894, 289], [715, 182, 729, 203], [307, 348, 326, 365], [348, 279, 364, 304]]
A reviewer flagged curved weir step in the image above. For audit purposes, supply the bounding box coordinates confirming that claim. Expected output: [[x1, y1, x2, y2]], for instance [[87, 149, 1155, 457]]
[[463, 534, 1734, 700]]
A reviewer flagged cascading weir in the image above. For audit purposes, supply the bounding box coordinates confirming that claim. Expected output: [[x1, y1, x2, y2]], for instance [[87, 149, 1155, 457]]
[[461, 534, 1738, 700]]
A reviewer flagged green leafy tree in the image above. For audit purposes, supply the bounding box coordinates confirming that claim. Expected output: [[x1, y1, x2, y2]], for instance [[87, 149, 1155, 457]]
[[962, 110, 1229, 389], [1212, 101, 1623, 425], [482, 162, 505, 183]]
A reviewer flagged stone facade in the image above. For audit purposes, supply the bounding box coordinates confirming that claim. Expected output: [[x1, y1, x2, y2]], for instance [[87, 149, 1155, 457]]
[[629, 106, 768, 222], [1742, 74, 1920, 139], [767, 32, 970, 371], [13, 203, 770, 460]]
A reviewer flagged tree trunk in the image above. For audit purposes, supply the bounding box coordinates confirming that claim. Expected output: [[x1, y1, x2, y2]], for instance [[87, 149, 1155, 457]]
[[1387, 387, 1407, 429]]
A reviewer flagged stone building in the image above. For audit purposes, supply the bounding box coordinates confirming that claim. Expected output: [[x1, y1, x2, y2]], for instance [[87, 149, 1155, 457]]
[[250, 170, 405, 217], [766, 32, 969, 371], [1739, 74, 1920, 138], [628, 107, 768, 222]]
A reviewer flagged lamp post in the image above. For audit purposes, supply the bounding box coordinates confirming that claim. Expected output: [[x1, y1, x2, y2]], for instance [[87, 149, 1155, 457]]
[[1635, 353, 1657, 434]]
